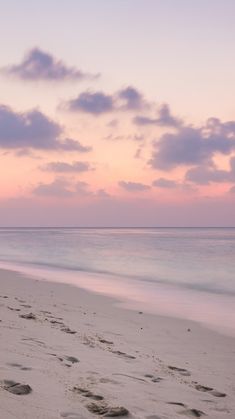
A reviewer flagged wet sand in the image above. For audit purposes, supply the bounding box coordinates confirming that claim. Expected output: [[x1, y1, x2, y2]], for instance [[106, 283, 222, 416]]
[[0, 268, 234, 418]]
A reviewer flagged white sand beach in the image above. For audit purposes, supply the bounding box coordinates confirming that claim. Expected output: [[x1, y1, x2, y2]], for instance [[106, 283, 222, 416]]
[[0, 267, 234, 419]]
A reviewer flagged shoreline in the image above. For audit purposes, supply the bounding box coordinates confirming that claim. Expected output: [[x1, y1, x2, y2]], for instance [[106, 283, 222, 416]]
[[1, 260, 235, 339], [0, 267, 235, 418]]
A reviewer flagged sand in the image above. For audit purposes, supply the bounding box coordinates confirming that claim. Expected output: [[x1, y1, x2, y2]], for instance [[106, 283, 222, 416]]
[[0, 267, 234, 418]]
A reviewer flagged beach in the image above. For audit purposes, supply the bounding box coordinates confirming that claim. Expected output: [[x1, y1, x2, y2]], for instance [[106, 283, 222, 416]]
[[0, 267, 234, 419]]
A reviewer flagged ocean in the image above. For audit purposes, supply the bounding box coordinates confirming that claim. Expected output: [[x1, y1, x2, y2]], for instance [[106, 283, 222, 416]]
[[0, 227, 235, 336]]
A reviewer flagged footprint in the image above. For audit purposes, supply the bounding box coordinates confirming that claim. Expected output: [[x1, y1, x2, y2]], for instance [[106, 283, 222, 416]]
[[98, 338, 114, 345], [22, 337, 45, 347], [99, 378, 120, 385], [8, 306, 21, 312], [60, 412, 82, 419], [19, 313, 36, 320], [7, 363, 22, 368], [144, 374, 163, 383], [180, 408, 205, 417], [1, 380, 32, 395], [73, 387, 104, 401], [111, 350, 136, 360], [83, 335, 96, 347], [194, 384, 226, 397], [50, 354, 79, 367], [65, 356, 79, 364], [210, 390, 226, 397], [15, 298, 25, 303], [168, 365, 191, 376], [60, 325, 77, 334], [49, 319, 64, 325], [168, 402, 186, 407], [86, 402, 129, 416], [7, 362, 32, 371], [113, 373, 146, 383]]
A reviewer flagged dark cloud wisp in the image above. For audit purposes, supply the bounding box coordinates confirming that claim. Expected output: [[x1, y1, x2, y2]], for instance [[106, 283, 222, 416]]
[[118, 86, 145, 110], [134, 104, 181, 128], [0, 105, 91, 152], [65, 86, 146, 115], [67, 91, 114, 114], [33, 178, 74, 197], [41, 161, 93, 173], [152, 178, 178, 188], [185, 157, 235, 185], [150, 121, 235, 170], [1, 48, 98, 81], [119, 181, 151, 192]]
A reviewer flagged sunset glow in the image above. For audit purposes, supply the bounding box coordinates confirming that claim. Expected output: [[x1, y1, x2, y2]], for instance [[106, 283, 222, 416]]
[[1, 0, 235, 226]]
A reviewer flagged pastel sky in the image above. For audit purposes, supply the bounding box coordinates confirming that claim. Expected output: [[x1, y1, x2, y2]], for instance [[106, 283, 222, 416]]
[[0, 0, 235, 226]]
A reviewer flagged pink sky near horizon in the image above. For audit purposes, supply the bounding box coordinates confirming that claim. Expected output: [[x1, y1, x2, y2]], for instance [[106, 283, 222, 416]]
[[0, 0, 235, 226]]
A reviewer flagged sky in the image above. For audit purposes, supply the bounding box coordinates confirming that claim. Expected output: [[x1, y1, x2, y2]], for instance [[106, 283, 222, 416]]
[[0, 0, 235, 226]]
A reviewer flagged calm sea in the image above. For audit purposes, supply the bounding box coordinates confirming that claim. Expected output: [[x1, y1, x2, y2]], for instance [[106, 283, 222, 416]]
[[0, 228, 235, 336]]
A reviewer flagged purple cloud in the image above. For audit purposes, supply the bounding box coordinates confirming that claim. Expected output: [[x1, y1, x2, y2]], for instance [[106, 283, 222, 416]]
[[75, 181, 91, 195], [150, 121, 235, 170], [118, 86, 145, 110], [67, 91, 114, 114], [65, 86, 147, 115], [152, 177, 196, 192], [32, 177, 95, 198], [96, 189, 110, 198], [58, 138, 92, 152], [119, 181, 151, 191], [186, 157, 235, 185], [1, 48, 98, 81], [107, 119, 119, 128], [33, 178, 73, 197], [153, 178, 178, 188], [134, 104, 181, 128], [0, 105, 91, 151], [40, 161, 93, 173]]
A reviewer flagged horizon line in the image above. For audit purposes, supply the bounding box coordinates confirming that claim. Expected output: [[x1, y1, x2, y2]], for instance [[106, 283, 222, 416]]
[[0, 226, 235, 229]]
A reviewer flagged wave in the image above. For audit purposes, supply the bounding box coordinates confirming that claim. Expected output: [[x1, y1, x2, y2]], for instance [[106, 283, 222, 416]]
[[0, 256, 234, 298]]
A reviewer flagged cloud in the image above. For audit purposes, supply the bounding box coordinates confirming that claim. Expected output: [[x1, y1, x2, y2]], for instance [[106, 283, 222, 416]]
[[14, 148, 42, 159], [107, 119, 119, 128], [104, 133, 144, 142], [186, 166, 229, 185], [75, 181, 91, 195], [134, 147, 143, 159], [58, 138, 92, 152], [32, 178, 73, 197], [64, 86, 146, 115], [230, 185, 235, 193], [153, 178, 178, 188], [118, 86, 145, 110], [1, 48, 98, 81], [134, 104, 181, 128], [41, 161, 93, 173], [185, 156, 235, 185], [96, 189, 110, 198], [32, 177, 95, 198], [150, 121, 235, 170], [104, 134, 125, 141], [0, 105, 91, 151], [152, 177, 196, 192], [67, 91, 114, 114], [119, 181, 151, 191]]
